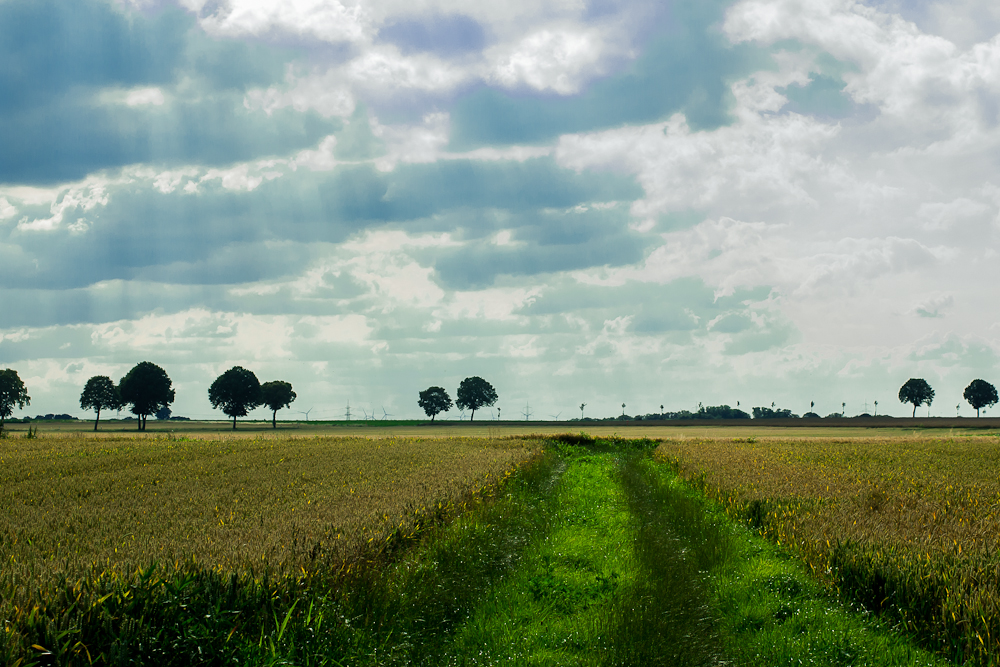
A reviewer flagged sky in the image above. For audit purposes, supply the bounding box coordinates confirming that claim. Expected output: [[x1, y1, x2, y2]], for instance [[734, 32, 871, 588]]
[[3, 0, 1000, 421]]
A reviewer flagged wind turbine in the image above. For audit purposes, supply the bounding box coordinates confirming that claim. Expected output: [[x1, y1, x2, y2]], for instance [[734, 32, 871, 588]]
[[580, 403, 586, 419], [549, 412, 561, 421], [297, 407, 314, 421], [381, 406, 393, 420]]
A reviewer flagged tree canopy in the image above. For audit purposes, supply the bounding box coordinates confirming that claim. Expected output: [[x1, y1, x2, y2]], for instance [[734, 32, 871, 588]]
[[963, 379, 998, 417], [0, 369, 30, 432], [418, 386, 453, 421], [455, 376, 497, 421], [752, 406, 798, 419], [898, 378, 935, 417], [260, 380, 296, 428], [209, 366, 262, 430], [79, 375, 120, 431], [119, 362, 174, 431]]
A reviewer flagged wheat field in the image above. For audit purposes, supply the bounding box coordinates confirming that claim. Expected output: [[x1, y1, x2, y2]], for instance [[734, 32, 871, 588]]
[[0, 434, 537, 596], [655, 436, 1000, 664]]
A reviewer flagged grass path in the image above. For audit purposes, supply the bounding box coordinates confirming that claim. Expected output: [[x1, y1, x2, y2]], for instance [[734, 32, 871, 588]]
[[435, 451, 721, 666], [398, 446, 948, 667]]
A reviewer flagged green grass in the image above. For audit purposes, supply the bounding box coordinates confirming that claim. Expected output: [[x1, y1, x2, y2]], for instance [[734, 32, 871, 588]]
[[624, 455, 950, 667]]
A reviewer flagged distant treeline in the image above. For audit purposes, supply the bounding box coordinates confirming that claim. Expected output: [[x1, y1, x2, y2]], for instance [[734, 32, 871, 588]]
[[572, 404, 901, 422]]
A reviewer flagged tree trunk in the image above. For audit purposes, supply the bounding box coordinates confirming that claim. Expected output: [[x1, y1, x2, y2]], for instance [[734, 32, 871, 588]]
[[232, 414, 237, 430], [94, 407, 100, 432], [272, 410, 277, 428], [431, 413, 435, 422], [470, 408, 476, 421], [138, 415, 143, 431], [977, 407, 980, 417], [912, 404, 917, 418]]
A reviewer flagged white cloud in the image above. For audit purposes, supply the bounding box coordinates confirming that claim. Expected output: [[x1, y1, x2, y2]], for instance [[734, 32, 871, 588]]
[[124, 86, 166, 106], [245, 67, 356, 118], [0, 197, 16, 220], [917, 197, 991, 230], [198, 162, 286, 192], [913, 292, 954, 318], [16, 183, 110, 232], [191, 0, 373, 44], [487, 27, 609, 94]]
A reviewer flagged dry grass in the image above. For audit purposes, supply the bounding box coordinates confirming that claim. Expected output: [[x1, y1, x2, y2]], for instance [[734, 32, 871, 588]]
[[0, 434, 537, 591], [654, 436, 1000, 665]]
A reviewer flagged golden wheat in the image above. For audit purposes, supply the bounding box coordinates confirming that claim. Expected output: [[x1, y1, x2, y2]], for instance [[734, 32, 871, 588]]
[[0, 434, 536, 588]]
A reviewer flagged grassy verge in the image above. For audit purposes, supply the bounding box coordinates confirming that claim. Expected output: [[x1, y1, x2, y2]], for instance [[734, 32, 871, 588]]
[[628, 455, 949, 667], [655, 436, 1000, 664]]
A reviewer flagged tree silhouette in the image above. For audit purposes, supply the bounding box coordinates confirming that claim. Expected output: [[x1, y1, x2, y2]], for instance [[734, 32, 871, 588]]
[[0, 369, 30, 434], [209, 366, 262, 430], [963, 379, 998, 417], [418, 386, 452, 421], [456, 377, 497, 422], [119, 362, 174, 431], [260, 381, 296, 428], [80, 375, 120, 431], [898, 378, 934, 417]]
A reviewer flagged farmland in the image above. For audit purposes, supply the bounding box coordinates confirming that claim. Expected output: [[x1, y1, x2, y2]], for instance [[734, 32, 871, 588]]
[[0, 428, 983, 665], [656, 435, 1000, 665], [0, 434, 536, 580]]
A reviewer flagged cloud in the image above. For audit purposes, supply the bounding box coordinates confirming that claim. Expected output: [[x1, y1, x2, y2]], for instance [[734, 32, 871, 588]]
[[917, 197, 991, 230], [187, 0, 372, 45], [378, 13, 487, 56], [449, 2, 767, 148], [0, 1, 329, 184], [913, 292, 954, 318]]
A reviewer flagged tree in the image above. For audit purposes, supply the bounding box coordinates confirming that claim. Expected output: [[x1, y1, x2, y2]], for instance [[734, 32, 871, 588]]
[[260, 380, 296, 428], [898, 378, 934, 417], [155, 406, 172, 420], [0, 369, 30, 433], [455, 376, 497, 422], [418, 386, 452, 421], [209, 366, 262, 430], [79, 375, 120, 431], [119, 362, 174, 431], [963, 379, 998, 417]]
